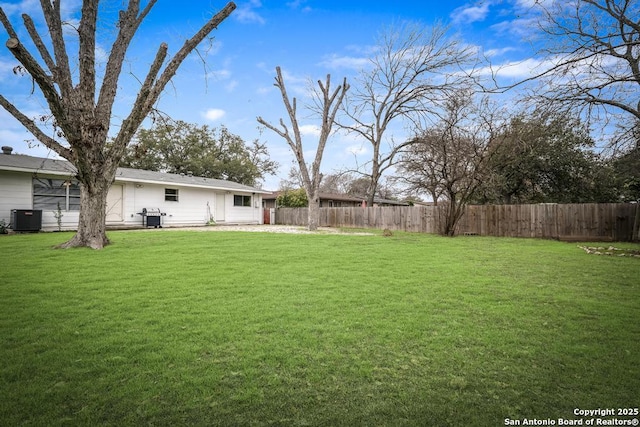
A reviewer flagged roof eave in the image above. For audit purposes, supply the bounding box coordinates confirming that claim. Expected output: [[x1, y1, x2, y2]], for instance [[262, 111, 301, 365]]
[[113, 176, 271, 194], [0, 165, 76, 176]]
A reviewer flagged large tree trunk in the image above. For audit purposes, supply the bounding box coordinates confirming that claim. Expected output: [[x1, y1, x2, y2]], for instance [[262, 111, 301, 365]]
[[57, 167, 114, 249], [0, 2, 236, 250], [366, 163, 380, 207], [440, 197, 464, 237], [307, 195, 320, 231]]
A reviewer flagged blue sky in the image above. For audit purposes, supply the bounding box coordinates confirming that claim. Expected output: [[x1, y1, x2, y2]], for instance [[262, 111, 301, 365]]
[[0, 0, 544, 190]]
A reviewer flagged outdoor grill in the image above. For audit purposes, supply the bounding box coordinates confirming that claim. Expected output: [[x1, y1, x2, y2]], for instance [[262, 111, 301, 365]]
[[137, 207, 166, 228]]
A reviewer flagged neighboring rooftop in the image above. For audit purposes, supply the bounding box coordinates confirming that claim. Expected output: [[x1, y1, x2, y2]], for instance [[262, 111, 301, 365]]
[[263, 190, 409, 206], [262, 191, 364, 202]]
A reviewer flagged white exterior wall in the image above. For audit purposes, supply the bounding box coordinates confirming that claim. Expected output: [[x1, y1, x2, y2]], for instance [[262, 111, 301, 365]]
[[227, 193, 263, 223], [110, 181, 263, 228], [0, 170, 33, 225], [41, 209, 80, 231], [1, 170, 263, 231], [0, 171, 80, 231]]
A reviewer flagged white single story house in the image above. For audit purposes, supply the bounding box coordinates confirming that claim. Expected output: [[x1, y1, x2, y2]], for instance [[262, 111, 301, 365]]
[[0, 147, 270, 231]]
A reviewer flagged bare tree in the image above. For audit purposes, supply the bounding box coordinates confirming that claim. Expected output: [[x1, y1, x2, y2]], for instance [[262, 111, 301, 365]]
[[318, 172, 353, 194], [278, 165, 304, 190], [257, 66, 348, 231], [0, 1, 235, 249], [399, 90, 501, 236], [522, 0, 640, 150], [338, 22, 477, 206]]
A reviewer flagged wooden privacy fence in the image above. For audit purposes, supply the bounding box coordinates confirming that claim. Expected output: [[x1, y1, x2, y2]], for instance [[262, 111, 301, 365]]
[[274, 203, 639, 241]]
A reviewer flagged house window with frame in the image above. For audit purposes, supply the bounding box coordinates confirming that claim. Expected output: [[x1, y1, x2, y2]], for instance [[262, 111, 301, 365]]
[[165, 188, 179, 202], [33, 178, 80, 211], [233, 194, 252, 207]]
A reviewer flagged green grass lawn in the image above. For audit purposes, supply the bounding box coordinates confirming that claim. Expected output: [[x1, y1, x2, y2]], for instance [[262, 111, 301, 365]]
[[1, 230, 639, 426]]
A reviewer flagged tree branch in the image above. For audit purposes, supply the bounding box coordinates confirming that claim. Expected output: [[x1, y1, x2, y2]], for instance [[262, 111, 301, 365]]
[[77, 0, 99, 104], [39, 0, 73, 97], [3, 37, 67, 127], [108, 2, 236, 163], [0, 94, 72, 159], [145, 2, 236, 111], [21, 14, 56, 75], [96, 0, 157, 122]]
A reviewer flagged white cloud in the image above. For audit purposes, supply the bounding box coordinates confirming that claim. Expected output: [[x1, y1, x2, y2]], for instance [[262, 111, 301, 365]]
[[450, 2, 491, 25], [475, 57, 556, 81], [0, 0, 81, 24], [234, 0, 265, 24], [0, 57, 17, 82], [299, 124, 320, 137], [286, 0, 312, 12], [202, 108, 226, 121], [515, 0, 552, 8], [491, 16, 539, 38], [319, 54, 370, 70], [272, 68, 310, 97], [0, 0, 42, 17], [484, 47, 517, 58], [95, 44, 108, 63], [207, 69, 231, 80], [204, 68, 237, 92], [225, 80, 238, 92], [256, 86, 273, 95]]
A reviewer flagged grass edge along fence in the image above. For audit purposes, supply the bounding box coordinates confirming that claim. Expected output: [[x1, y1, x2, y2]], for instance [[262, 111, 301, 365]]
[[274, 203, 639, 242]]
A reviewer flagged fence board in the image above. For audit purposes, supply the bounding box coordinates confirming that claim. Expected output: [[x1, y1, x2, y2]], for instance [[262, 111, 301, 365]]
[[274, 203, 638, 241]]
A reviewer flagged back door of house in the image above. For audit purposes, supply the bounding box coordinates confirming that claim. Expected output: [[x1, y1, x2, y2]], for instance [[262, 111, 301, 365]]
[[216, 193, 225, 222], [106, 184, 124, 223]]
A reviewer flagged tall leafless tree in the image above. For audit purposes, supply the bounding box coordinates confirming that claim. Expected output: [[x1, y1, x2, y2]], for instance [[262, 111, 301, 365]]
[[0, 1, 235, 249], [338, 22, 478, 206], [399, 90, 501, 236], [257, 66, 348, 231], [521, 0, 640, 150], [525, 0, 640, 240]]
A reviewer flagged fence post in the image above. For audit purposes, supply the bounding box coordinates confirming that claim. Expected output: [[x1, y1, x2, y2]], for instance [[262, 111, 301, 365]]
[[633, 203, 640, 242]]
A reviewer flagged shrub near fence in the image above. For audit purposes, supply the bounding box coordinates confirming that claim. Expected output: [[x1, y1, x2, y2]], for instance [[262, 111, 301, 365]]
[[274, 203, 639, 242]]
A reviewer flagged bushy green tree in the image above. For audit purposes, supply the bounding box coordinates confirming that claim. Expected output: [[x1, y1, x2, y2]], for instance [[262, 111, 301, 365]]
[[474, 111, 617, 204], [611, 146, 640, 202], [276, 188, 308, 207], [121, 120, 277, 186]]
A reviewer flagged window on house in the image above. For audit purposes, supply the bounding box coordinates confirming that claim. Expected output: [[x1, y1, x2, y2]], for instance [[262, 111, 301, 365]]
[[233, 195, 252, 207], [165, 188, 179, 202], [33, 178, 80, 211]]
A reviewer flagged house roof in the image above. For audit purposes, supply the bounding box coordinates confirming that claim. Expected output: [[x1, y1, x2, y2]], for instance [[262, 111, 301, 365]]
[[262, 191, 364, 202], [0, 152, 76, 176], [373, 197, 410, 206], [0, 152, 271, 194], [263, 190, 409, 206]]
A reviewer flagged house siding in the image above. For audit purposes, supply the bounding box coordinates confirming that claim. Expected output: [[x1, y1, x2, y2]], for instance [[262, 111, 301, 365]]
[[42, 209, 80, 231], [125, 183, 217, 227], [111, 182, 262, 228], [0, 171, 81, 231], [0, 171, 33, 225], [0, 169, 263, 231]]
